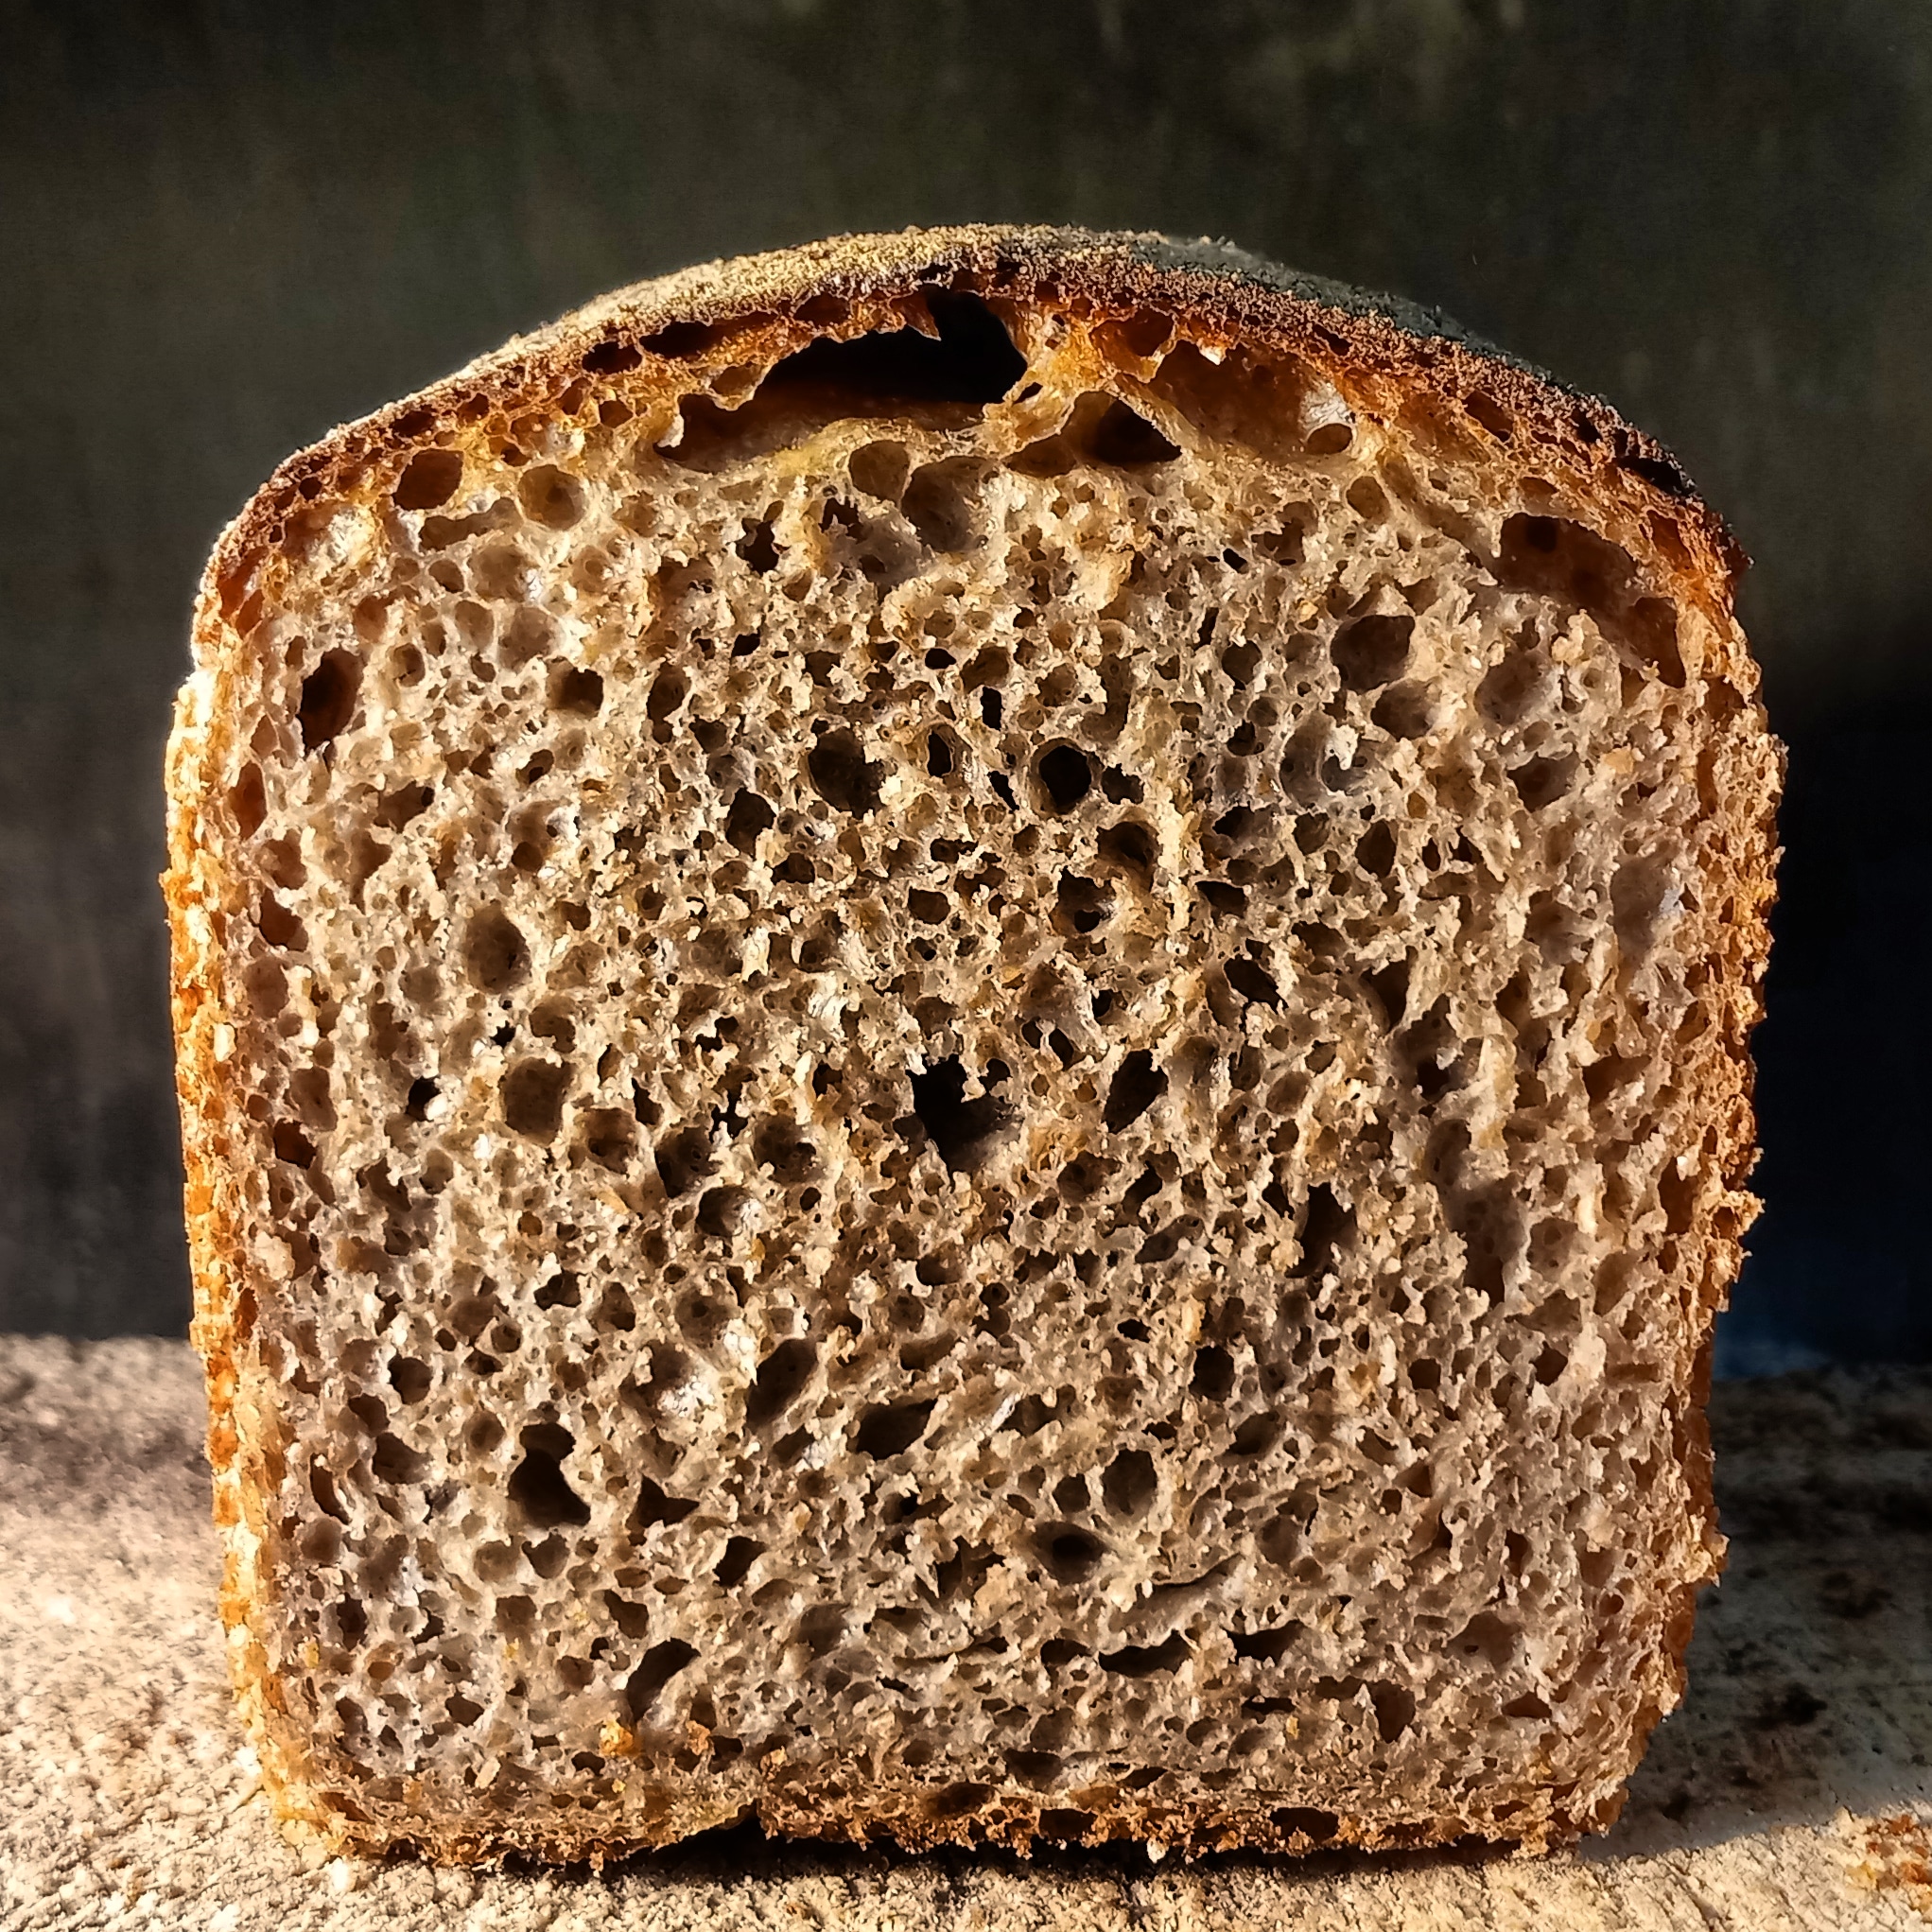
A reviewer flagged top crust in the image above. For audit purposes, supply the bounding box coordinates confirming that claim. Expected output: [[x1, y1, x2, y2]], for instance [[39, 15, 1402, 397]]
[[200, 225, 1747, 670], [165, 225, 1780, 1864]]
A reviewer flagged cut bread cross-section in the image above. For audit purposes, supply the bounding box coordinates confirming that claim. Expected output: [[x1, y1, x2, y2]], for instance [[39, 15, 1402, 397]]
[[165, 225, 1780, 1863]]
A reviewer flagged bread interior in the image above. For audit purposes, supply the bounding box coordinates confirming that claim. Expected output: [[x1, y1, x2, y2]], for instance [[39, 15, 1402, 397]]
[[208, 286, 1742, 1849]]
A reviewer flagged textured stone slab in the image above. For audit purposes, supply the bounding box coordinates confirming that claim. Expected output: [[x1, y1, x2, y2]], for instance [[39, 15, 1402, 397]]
[[3, 1336, 1929, 1929]]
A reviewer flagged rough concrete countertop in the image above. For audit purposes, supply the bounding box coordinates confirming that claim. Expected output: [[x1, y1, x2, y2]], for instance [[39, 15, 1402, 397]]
[[3, 1338, 1929, 1931]]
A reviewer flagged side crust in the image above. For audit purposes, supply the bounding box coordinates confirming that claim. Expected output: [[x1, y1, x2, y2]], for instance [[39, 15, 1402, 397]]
[[164, 223, 1782, 1865]]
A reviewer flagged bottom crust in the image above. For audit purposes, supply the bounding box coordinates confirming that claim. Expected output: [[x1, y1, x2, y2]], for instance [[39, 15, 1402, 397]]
[[262, 1748, 1628, 1868]]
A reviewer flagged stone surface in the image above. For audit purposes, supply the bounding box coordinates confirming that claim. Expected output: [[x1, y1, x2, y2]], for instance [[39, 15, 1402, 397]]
[[3, 1336, 1929, 1928]]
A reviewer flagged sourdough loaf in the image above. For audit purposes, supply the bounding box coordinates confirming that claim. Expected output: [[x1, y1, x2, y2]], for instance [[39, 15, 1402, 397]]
[[165, 225, 1781, 1862]]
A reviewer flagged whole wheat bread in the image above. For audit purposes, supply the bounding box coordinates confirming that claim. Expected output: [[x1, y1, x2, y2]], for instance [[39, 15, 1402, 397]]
[[165, 225, 1781, 1863]]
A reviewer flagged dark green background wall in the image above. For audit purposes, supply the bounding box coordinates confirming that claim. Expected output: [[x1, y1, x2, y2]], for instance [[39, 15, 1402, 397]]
[[4, 0, 1927, 1365]]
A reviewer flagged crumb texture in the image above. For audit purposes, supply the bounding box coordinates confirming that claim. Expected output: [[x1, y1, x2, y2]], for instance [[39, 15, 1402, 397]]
[[167, 249, 1777, 1860]]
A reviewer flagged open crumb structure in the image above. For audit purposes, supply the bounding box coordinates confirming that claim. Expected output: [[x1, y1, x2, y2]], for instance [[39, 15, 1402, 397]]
[[164, 226, 1781, 1863]]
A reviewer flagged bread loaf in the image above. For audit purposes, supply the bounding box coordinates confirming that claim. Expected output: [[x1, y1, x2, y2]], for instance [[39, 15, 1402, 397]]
[[165, 226, 1781, 1862]]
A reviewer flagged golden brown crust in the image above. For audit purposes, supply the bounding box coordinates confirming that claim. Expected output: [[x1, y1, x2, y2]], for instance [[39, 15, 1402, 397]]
[[165, 223, 1780, 1866]]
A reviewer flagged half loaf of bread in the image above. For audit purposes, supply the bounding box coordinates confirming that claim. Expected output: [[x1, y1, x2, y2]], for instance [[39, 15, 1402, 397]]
[[165, 225, 1780, 1862]]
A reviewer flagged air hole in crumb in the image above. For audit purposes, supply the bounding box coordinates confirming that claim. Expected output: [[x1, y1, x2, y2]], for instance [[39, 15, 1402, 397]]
[[388, 1357, 431, 1404], [1357, 822, 1397, 877], [848, 439, 912, 501], [1101, 1448, 1157, 1519], [252, 892, 305, 954], [376, 781, 434, 829], [1091, 400, 1180, 466], [1332, 614, 1413, 691], [1510, 754, 1576, 811], [371, 1433, 426, 1484], [272, 1120, 317, 1166], [310, 1463, 347, 1522], [751, 1117, 818, 1183], [1465, 392, 1513, 440], [853, 1399, 937, 1458], [745, 1339, 816, 1431], [903, 456, 990, 553], [808, 728, 883, 815], [1036, 1523, 1105, 1583], [716, 1537, 763, 1586], [1222, 639, 1262, 688], [548, 664, 603, 715], [926, 732, 956, 778], [463, 908, 529, 993], [724, 789, 776, 854], [535, 1272, 580, 1310], [1054, 872, 1112, 935], [1039, 1807, 1095, 1841], [1369, 1681, 1417, 1742], [1097, 820, 1156, 885], [1056, 1153, 1113, 1201], [1100, 1633, 1190, 1677], [697, 1185, 752, 1239], [583, 338, 642, 374], [1233, 1622, 1303, 1662], [1004, 1749, 1062, 1788], [230, 764, 267, 835], [1629, 597, 1687, 686], [1298, 1183, 1354, 1278], [1365, 958, 1410, 1026], [501, 1060, 569, 1141], [653, 1127, 713, 1197], [771, 290, 1024, 404], [1346, 476, 1388, 522], [736, 517, 779, 572], [1036, 744, 1091, 811], [580, 1108, 637, 1172], [509, 1426, 590, 1529], [1453, 1610, 1521, 1668], [632, 1474, 699, 1531], [299, 1520, 340, 1563], [513, 463, 584, 530], [910, 1057, 1013, 1173], [625, 1640, 697, 1714], [1191, 1347, 1235, 1400], [1104, 1051, 1166, 1131], [393, 448, 463, 511], [602, 1592, 652, 1639], [1370, 681, 1435, 739], [1275, 1807, 1340, 1843], [647, 667, 688, 721], [1224, 957, 1279, 1007], [298, 650, 362, 752]]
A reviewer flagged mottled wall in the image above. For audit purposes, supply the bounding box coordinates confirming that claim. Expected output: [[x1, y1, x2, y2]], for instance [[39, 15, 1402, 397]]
[[3, 0, 1927, 1360]]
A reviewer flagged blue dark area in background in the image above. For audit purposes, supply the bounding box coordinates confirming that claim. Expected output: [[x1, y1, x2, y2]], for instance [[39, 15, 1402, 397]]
[[1717, 702, 1932, 1375], [2, 0, 1928, 1365]]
